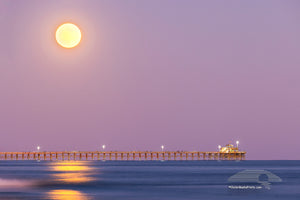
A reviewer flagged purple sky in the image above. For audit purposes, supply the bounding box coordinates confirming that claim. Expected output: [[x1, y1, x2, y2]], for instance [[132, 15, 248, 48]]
[[1, 1, 300, 159]]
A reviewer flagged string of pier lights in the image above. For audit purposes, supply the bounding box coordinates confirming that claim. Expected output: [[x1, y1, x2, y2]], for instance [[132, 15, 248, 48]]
[[34, 145, 166, 153], [35, 144, 107, 152], [36, 143, 241, 153], [100, 145, 165, 151]]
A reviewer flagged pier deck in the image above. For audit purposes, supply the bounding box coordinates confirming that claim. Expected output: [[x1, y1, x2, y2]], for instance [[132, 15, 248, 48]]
[[0, 151, 246, 161]]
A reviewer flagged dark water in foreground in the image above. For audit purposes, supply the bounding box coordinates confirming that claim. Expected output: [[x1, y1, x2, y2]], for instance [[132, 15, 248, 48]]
[[0, 160, 299, 200]]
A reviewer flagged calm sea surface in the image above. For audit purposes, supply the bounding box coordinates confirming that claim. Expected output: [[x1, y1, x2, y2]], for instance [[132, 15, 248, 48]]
[[0, 160, 299, 200]]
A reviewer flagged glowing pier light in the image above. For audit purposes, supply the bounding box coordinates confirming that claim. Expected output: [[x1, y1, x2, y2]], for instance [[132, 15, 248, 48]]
[[236, 141, 239, 149], [102, 145, 106, 151], [37, 146, 40, 152], [161, 145, 165, 151]]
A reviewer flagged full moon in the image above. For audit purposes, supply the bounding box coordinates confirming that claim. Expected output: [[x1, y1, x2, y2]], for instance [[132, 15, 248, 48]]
[[56, 23, 82, 48]]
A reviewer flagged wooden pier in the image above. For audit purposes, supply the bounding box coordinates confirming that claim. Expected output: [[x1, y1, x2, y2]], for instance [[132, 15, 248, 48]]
[[0, 151, 246, 161]]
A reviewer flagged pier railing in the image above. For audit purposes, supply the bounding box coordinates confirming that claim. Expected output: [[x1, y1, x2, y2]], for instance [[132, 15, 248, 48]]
[[0, 151, 246, 161]]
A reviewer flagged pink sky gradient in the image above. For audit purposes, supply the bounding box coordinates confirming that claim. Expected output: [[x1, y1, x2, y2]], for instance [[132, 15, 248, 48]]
[[1, 1, 300, 159]]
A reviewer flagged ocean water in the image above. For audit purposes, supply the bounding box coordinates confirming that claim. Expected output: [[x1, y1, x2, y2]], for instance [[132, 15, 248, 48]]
[[0, 160, 299, 200]]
